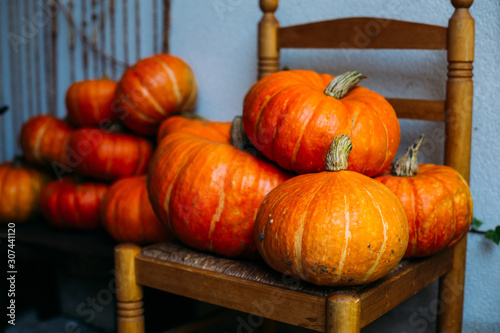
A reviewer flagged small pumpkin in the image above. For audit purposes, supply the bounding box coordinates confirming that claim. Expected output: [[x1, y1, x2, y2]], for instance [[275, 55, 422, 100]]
[[40, 177, 108, 230], [101, 175, 172, 244], [19, 115, 73, 168], [67, 128, 153, 181], [157, 113, 231, 144], [65, 79, 118, 127], [148, 116, 291, 258], [255, 135, 408, 286], [0, 160, 51, 223], [374, 135, 473, 257], [115, 54, 198, 135], [242, 70, 400, 176]]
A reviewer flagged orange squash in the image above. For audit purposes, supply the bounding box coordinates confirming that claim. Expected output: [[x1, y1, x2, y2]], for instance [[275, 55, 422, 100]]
[[374, 135, 473, 257], [255, 136, 408, 286], [148, 117, 291, 258], [115, 54, 198, 135], [40, 177, 108, 230], [242, 70, 400, 176], [101, 175, 172, 244], [65, 79, 118, 127], [157, 113, 231, 144], [19, 115, 73, 168], [0, 161, 51, 223]]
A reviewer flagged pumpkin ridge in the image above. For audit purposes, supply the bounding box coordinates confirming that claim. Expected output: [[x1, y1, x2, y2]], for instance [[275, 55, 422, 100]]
[[408, 177, 419, 257], [357, 179, 390, 283], [150, 56, 182, 106], [294, 174, 332, 281], [119, 91, 160, 123], [33, 119, 51, 163], [0, 166, 12, 219]]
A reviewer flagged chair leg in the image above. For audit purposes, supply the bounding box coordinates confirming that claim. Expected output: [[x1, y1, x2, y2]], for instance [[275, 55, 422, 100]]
[[115, 243, 145, 333], [437, 235, 467, 333], [326, 292, 361, 333]]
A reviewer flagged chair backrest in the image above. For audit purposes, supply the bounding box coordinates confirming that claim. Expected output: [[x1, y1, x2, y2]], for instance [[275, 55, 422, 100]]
[[258, 0, 474, 182]]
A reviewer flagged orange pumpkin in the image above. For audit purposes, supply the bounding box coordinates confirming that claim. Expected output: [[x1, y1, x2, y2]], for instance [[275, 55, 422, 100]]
[[148, 117, 291, 258], [115, 54, 198, 135], [157, 113, 231, 144], [67, 128, 153, 181], [0, 161, 51, 223], [40, 178, 108, 230], [374, 135, 473, 257], [19, 115, 73, 168], [101, 175, 172, 244], [242, 70, 400, 176], [65, 79, 118, 127], [255, 136, 408, 286]]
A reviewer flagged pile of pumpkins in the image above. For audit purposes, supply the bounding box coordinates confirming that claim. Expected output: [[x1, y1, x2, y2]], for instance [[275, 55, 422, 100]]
[[0, 54, 473, 287]]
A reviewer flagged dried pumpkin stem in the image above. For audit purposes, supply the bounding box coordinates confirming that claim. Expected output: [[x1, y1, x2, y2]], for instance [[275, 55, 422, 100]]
[[230, 116, 253, 151], [324, 71, 366, 99], [391, 134, 426, 177], [325, 135, 352, 172]]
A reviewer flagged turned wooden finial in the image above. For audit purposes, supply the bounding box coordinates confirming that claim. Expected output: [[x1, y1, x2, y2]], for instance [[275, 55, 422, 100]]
[[260, 0, 278, 13], [451, 0, 474, 8]]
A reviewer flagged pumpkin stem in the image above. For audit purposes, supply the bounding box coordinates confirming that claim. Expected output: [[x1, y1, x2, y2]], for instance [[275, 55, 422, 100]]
[[230, 116, 255, 153], [12, 155, 25, 168], [324, 71, 366, 99], [391, 134, 426, 177], [325, 135, 352, 172]]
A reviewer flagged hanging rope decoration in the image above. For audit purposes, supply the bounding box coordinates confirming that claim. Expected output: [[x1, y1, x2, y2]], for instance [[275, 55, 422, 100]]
[[53, 0, 129, 68]]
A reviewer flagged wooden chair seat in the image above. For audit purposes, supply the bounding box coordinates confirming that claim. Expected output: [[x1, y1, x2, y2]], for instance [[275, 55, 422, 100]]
[[119, 240, 453, 332]]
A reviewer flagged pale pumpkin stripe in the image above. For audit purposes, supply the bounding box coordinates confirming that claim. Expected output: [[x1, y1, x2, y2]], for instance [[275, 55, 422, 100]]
[[331, 193, 351, 284], [361, 188, 389, 283], [208, 191, 225, 251], [120, 93, 158, 123], [180, 82, 198, 111], [32, 120, 50, 162], [294, 178, 328, 280], [152, 57, 182, 107]]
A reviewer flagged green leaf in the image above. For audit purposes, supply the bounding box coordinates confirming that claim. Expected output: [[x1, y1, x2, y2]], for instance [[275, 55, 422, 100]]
[[485, 228, 500, 245], [471, 217, 484, 230]]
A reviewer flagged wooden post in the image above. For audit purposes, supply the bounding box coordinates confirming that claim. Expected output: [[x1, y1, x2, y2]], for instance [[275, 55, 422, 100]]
[[438, 1, 474, 332], [326, 292, 361, 333], [258, 0, 280, 80], [115, 244, 145, 333]]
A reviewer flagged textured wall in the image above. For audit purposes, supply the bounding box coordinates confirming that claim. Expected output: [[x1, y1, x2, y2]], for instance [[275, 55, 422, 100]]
[[170, 0, 500, 331]]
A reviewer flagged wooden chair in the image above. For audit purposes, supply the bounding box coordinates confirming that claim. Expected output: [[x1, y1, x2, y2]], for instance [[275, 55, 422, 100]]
[[115, 0, 474, 331]]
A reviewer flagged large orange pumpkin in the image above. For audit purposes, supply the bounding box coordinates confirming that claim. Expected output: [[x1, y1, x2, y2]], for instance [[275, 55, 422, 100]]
[[242, 70, 400, 176], [148, 117, 291, 258], [65, 79, 118, 127], [67, 128, 153, 181], [101, 175, 172, 244], [255, 136, 408, 286], [40, 178, 108, 230], [374, 135, 473, 257], [19, 115, 73, 168], [0, 161, 51, 223], [115, 54, 198, 135]]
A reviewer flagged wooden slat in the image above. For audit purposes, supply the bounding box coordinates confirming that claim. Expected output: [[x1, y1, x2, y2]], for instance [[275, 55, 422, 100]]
[[358, 246, 454, 327], [278, 18, 447, 50], [135, 255, 327, 332], [386, 98, 445, 122]]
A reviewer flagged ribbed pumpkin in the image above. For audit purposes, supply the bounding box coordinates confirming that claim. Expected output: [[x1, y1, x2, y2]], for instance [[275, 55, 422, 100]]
[[40, 178, 108, 230], [374, 135, 473, 257], [157, 113, 231, 144], [19, 115, 73, 168], [67, 128, 153, 181], [255, 136, 408, 286], [0, 161, 51, 223], [65, 79, 118, 127], [101, 175, 172, 244], [148, 117, 291, 258], [115, 54, 198, 135], [242, 70, 400, 176]]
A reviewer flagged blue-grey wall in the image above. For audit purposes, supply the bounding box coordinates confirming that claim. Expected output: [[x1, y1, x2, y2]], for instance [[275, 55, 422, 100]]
[[1, 0, 498, 332]]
